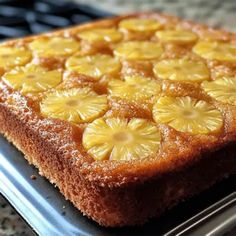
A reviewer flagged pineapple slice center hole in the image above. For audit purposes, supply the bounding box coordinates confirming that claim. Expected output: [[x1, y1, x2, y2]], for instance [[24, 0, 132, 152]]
[[26, 74, 36, 79], [129, 84, 138, 88], [113, 131, 133, 143], [1, 54, 10, 58], [173, 66, 181, 70], [182, 110, 198, 119], [66, 99, 79, 107], [227, 88, 236, 93]]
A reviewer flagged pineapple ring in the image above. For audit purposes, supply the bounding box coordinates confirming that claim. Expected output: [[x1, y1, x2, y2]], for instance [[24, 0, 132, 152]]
[[193, 41, 236, 62], [0, 46, 31, 69], [202, 77, 236, 105], [83, 117, 161, 161], [156, 30, 198, 44], [108, 76, 161, 102], [119, 18, 162, 32], [40, 87, 108, 123], [2, 65, 61, 94], [153, 96, 223, 134], [114, 41, 163, 60], [153, 59, 209, 82], [78, 28, 123, 43], [66, 54, 121, 79], [29, 37, 80, 57]]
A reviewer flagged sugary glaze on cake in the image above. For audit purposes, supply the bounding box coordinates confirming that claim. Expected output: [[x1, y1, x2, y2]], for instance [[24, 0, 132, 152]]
[[0, 13, 236, 226]]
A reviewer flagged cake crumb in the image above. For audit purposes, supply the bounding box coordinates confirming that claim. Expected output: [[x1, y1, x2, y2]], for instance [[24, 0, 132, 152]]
[[30, 175, 37, 180]]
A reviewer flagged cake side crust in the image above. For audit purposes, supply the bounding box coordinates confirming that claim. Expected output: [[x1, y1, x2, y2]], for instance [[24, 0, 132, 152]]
[[1, 102, 236, 226]]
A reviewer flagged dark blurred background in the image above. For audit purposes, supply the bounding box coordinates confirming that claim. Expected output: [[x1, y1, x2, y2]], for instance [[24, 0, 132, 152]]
[[0, 0, 235, 41], [0, 0, 111, 40]]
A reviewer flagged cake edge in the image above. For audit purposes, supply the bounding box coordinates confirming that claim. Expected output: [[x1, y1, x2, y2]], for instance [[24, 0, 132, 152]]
[[1, 102, 236, 226]]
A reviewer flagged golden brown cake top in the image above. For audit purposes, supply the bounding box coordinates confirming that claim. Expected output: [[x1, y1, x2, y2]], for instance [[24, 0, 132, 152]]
[[1, 13, 236, 185]]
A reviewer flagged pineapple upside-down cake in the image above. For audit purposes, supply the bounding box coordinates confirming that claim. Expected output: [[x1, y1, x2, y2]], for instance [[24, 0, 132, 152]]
[[0, 13, 236, 226]]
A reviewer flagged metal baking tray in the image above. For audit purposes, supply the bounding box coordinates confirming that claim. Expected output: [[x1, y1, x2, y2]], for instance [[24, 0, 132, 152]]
[[0, 135, 235, 236]]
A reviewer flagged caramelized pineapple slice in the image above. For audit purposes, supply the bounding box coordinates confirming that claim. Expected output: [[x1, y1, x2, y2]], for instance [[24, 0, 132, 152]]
[[153, 96, 223, 134], [193, 41, 236, 62], [29, 37, 80, 57], [153, 59, 209, 82], [156, 30, 198, 44], [40, 87, 108, 123], [119, 18, 162, 32], [0, 46, 31, 69], [66, 54, 121, 79], [114, 41, 163, 60], [108, 76, 161, 102], [83, 117, 161, 160], [2, 65, 61, 93], [202, 77, 236, 105], [78, 28, 122, 43]]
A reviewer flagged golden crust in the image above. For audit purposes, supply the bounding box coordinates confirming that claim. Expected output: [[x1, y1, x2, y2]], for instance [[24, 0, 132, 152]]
[[1, 100, 235, 226], [0, 12, 236, 226]]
